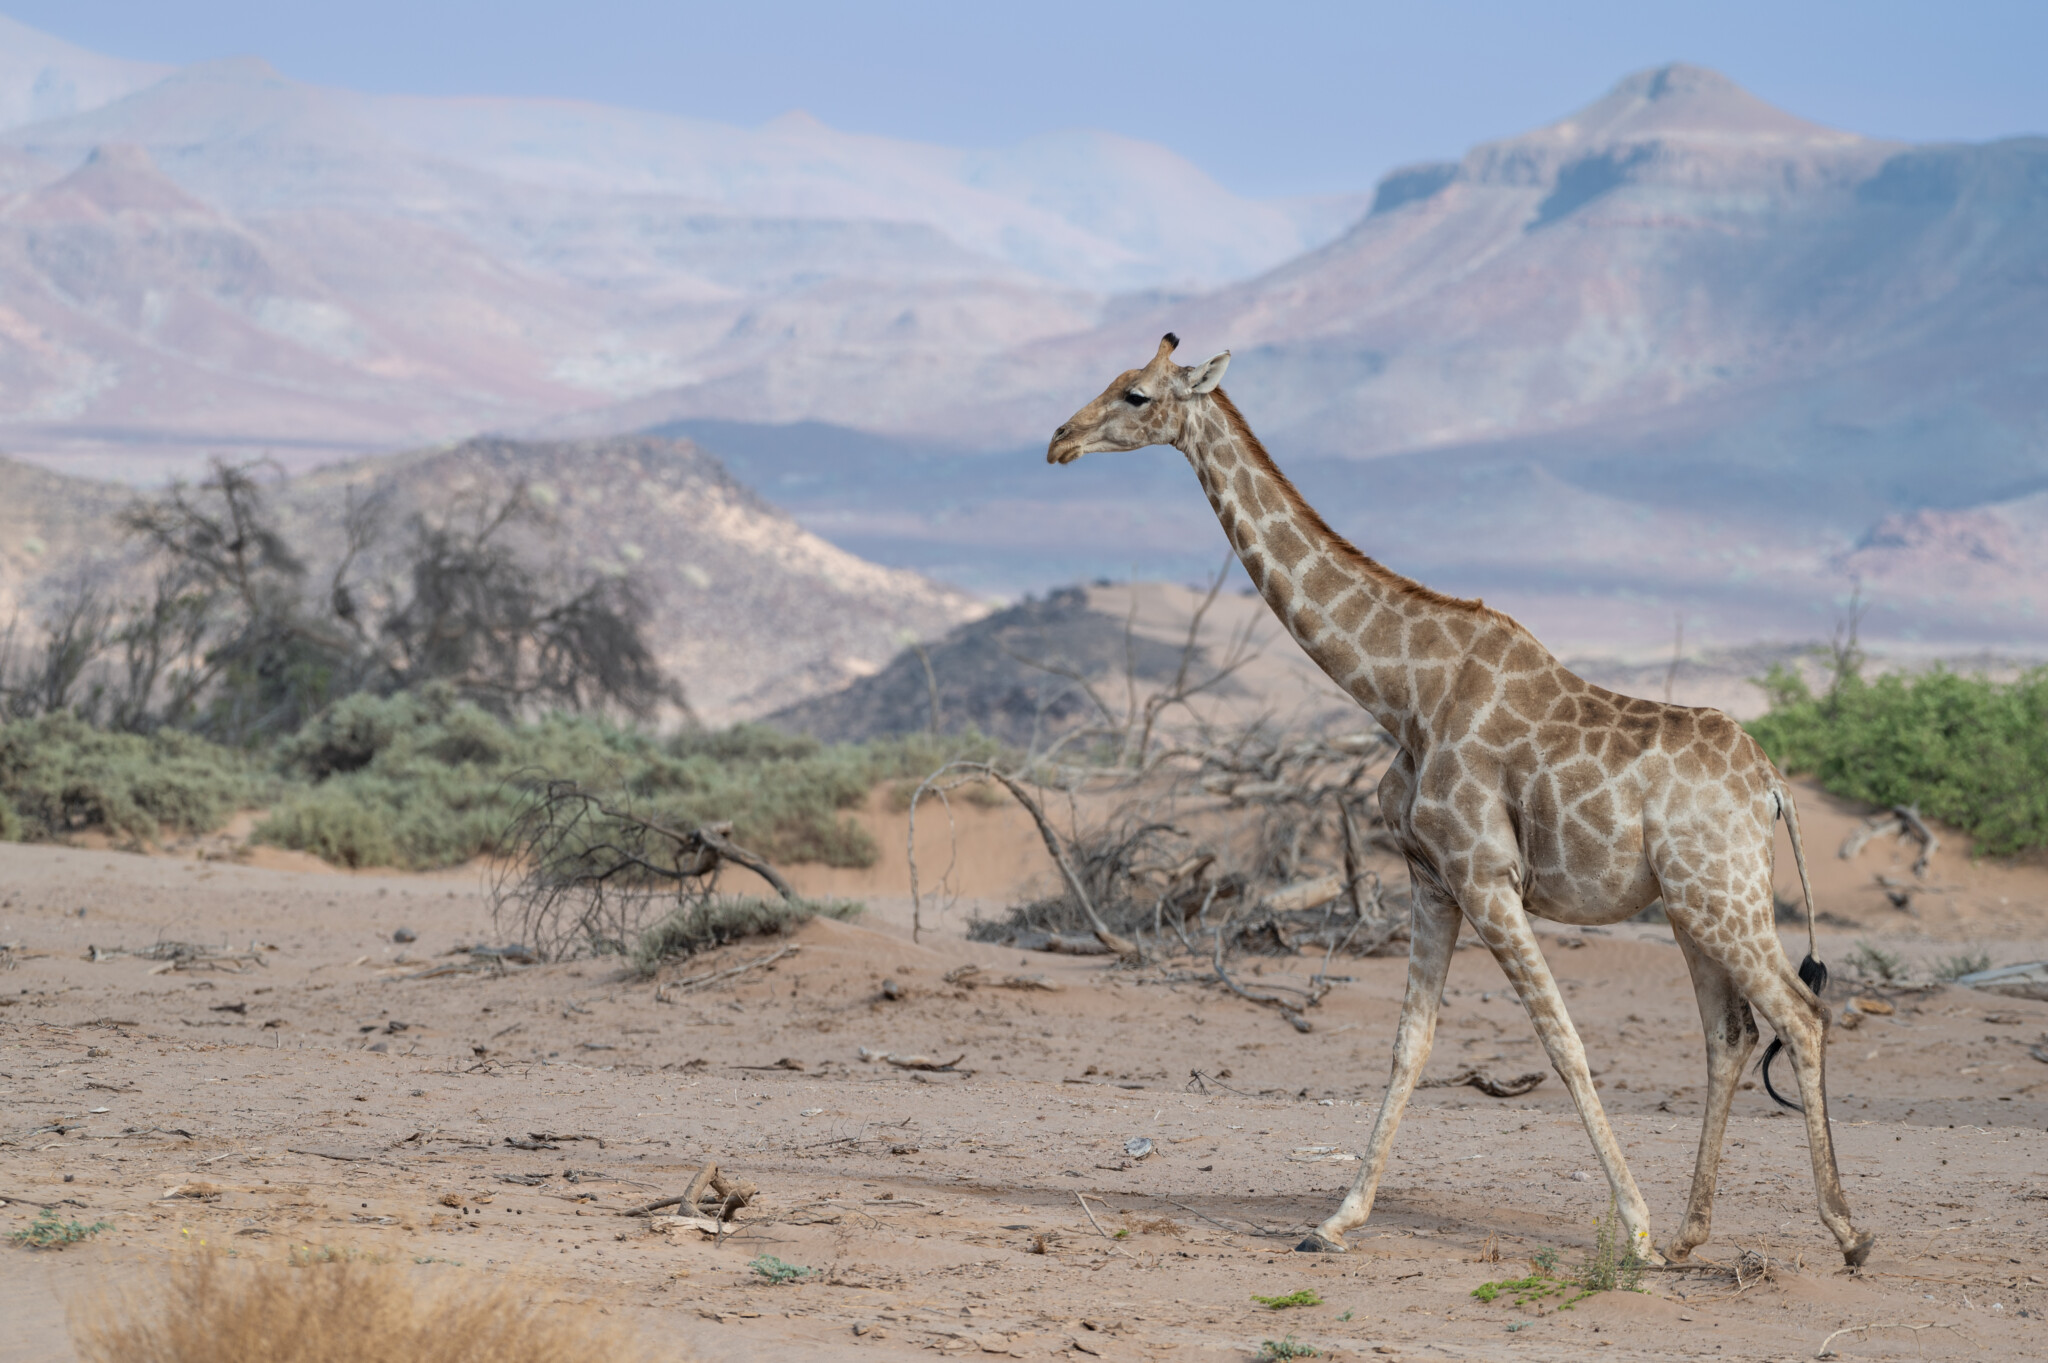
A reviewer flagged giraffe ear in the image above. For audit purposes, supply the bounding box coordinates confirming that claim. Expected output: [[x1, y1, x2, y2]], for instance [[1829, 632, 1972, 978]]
[[1185, 351, 1231, 394]]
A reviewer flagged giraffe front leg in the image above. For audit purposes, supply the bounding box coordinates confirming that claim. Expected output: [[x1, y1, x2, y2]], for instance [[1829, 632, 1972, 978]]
[[1298, 878, 1460, 1253], [1466, 888, 1661, 1265], [1666, 927, 1758, 1262]]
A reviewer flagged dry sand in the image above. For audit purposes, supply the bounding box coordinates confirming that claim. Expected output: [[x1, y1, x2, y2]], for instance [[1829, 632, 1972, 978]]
[[4, 781, 2047, 1362]]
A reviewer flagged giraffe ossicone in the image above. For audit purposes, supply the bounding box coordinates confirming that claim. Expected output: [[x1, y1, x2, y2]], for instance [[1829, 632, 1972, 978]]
[[1047, 335, 1875, 1268]]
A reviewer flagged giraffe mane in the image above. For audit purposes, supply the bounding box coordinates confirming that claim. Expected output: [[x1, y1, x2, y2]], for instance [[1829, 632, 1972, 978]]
[[1207, 388, 1523, 629]]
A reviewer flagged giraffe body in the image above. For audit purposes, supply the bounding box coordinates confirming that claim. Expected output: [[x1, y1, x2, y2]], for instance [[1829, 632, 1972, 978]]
[[1048, 335, 1873, 1267]]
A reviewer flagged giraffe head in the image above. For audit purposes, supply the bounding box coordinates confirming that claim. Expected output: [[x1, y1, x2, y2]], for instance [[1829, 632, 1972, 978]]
[[1047, 333, 1232, 464]]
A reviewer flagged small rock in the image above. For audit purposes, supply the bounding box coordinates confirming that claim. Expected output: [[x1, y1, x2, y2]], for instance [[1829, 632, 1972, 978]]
[[1124, 1137, 1154, 1160], [880, 979, 902, 1000], [392, 927, 417, 943], [1568, 1170, 1594, 1182]]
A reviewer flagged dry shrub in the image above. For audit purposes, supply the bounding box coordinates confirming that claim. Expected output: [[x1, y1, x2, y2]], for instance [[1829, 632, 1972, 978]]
[[1127, 1216, 1183, 1238], [73, 1252, 648, 1363]]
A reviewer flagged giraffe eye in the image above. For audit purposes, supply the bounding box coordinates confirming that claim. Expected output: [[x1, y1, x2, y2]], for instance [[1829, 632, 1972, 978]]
[[1124, 391, 1149, 407]]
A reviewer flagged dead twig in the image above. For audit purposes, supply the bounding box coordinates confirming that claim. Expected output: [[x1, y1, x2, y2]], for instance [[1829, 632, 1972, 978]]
[[1210, 920, 1316, 1032], [924, 762, 1137, 957], [1838, 805, 1939, 877], [1075, 1193, 1131, 1256], [654, 944, 801, 1002], [1185, 1068, 1261, 1099], [624, 1160, 755, 1221], [1814, 1321, 1968, 1359], [1418, 1066, 1546, 1098], [857, 1049, 971, 1074]]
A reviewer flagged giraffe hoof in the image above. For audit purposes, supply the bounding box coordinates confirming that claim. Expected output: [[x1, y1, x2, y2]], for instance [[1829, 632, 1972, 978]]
[[1843, 1231, 1876, 1268], [1662, 1241, 1692, 1264], [1294, 1232, 1348, 1254]]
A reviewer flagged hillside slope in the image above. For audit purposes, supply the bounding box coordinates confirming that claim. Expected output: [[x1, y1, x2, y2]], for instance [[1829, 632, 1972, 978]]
[[0, 436, 985, 723]]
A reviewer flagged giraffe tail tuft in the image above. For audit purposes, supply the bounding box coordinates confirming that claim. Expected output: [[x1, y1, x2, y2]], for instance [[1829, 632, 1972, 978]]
[[1759, 954, 1828, 1112]]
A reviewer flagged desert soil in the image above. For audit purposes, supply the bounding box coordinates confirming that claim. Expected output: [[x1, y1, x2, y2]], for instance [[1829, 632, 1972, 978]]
[[4, 779, 2047, 1362]]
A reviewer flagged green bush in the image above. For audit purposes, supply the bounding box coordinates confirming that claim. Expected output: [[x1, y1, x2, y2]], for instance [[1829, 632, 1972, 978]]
[[632, 895, 861, 973], [1747, 665, 2048, 856], [0, 713, 260, 843], [0, 682, 1009, 871], [255, 691, 1010, 871]]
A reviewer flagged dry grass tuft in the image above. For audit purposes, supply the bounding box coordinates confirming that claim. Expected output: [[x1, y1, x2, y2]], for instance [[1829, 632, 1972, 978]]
[[1126, 1216, 1183, 1238], [73, 1252, 649, 1363]]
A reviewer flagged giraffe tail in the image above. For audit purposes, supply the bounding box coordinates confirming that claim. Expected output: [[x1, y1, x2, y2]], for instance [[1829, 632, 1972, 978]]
[[1760, 785, 1826, 1113]]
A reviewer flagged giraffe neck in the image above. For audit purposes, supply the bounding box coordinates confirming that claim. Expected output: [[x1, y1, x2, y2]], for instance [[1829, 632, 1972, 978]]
[[1176, 391, 1486, 749]]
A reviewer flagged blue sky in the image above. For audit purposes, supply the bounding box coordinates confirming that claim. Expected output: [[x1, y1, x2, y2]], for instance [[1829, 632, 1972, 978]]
[[9, 1, 2046, 197]]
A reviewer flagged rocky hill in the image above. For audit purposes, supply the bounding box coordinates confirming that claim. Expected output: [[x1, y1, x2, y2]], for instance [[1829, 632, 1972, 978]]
[[764, 585, 1216, 745], [0, 435, 985, 723]]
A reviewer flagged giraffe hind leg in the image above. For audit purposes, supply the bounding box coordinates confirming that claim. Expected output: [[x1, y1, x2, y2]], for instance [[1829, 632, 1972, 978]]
[[1666, 926, 1758, 1262], [1671, 896, 1874, 1265]]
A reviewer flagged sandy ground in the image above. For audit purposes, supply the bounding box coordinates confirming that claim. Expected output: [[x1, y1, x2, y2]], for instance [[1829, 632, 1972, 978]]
[[5, 782, 2048, 1362]]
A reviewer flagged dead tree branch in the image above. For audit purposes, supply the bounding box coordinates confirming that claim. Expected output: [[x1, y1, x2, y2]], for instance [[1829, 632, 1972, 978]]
[[491, 779, 795, 961]]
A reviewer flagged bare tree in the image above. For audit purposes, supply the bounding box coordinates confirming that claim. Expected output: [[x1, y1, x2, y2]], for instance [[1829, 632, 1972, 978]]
[[0, 584, 116, 721], [377, 484, 679, 720], [6, 461, 684, 737]]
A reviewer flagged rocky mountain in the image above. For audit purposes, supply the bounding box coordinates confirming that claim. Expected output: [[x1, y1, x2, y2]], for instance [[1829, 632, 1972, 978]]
[[639, 66, 2048, 657], [0, 22, 1361, 475], [0, 435, 985, 724], [2, 27, 2043, 663]]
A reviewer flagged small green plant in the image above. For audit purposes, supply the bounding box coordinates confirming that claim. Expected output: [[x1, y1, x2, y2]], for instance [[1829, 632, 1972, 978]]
[[1469, 1272, 1573, 1307], [1847, 940, 1906, 984], [1336, 1309, 1353, 1322], [1932, 951, 1992, 981], [1258, 1338, 1319, 1360], [1250, 1289, 1322, 1310], [1113, 1227, 1130, 1239], [1472, 1209, 1642, 1315], [1577, 1204, 1644, 1294], [748, 1254, 811, 1284], [9, 1209, 112, 1249]]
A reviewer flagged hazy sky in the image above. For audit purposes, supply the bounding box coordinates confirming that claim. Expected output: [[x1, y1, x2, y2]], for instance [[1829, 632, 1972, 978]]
[[9, 1, 2045, 197]]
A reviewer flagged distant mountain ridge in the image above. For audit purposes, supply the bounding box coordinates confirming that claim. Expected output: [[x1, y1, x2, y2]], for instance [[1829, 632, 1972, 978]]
[[0, 21, 1361, 476], [613, 64, 2048, 657], [0, 28, 2044, 661]]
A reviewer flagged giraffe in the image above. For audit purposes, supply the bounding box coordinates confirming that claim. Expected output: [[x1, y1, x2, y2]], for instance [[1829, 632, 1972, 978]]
[[1046, 334, 1875, 1267]]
